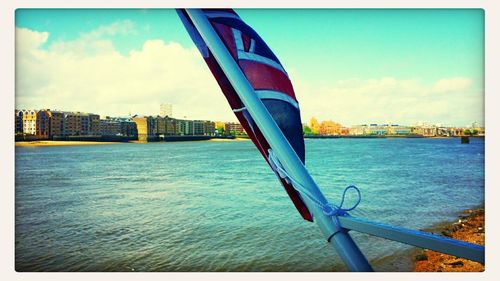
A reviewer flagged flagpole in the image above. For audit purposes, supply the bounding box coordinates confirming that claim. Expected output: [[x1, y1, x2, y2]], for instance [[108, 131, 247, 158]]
[[185, 9, 373, 272]]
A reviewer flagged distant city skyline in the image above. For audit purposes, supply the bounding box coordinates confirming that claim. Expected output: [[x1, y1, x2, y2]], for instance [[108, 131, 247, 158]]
[[15, 9, 484, 127], [14, 106, 483, 130]]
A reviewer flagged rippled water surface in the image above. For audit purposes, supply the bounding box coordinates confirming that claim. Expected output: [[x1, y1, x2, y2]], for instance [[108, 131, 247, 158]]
[[15, 138, 484, 271]]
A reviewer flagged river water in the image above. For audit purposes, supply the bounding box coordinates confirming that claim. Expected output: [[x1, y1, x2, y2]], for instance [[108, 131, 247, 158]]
[[15, 138, 484, 271]]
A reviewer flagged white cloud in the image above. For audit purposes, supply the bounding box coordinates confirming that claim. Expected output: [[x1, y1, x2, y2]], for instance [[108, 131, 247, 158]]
[[49, 20, 137, 57], [85, 19, 137, 38], [16, 27, 48, 51], [15, 24, 235, 121], [15, 24, 483, 126], [294, 76, 483, 127], [432, 77, 472, 93]]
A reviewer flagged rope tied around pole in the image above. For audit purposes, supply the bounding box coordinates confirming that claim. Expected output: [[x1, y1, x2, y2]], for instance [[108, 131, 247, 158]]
[[321, 185, 361, 217], [267, 149, 361, 234]]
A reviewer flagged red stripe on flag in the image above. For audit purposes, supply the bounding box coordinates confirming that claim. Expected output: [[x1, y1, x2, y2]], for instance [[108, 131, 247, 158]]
[[202, 8, 238, 15], [211, 22, 237, 59], [242, 33, 251, 52], [179, 9, 312, 222], [239, 60, 297, 100]]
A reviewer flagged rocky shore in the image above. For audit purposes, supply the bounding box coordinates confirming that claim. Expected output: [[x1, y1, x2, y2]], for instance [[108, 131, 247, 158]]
[[413, 208, 485, 272]]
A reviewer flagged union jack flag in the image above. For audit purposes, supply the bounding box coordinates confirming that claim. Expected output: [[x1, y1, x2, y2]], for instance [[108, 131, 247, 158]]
[[178, 9, 312, 221]]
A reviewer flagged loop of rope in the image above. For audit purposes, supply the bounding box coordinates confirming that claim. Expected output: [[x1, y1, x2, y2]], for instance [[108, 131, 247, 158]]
[[267, 149, 361, 219]]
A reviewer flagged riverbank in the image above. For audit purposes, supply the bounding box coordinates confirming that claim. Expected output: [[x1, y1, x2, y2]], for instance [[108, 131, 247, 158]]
[[15, 140, 123, 147], [15, 137, 249, 146], [304, 135, 485, 139], [208, 137, 250, 142], [413, 208, 485, 272]]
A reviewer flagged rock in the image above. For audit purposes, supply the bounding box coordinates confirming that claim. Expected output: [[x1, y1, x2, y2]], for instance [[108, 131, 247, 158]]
[[441, 230, 453, 237], [446, 260, 464, 267], [451, 223, 463, 231], [415, 253, 428, 261]]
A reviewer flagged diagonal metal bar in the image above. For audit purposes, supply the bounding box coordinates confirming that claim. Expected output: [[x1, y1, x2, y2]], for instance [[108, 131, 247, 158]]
[[179, 8, 485, 271], [183, 8, 373, 271], [338, 216, 485, 263]]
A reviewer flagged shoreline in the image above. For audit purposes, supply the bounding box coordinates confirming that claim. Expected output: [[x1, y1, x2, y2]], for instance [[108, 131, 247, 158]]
[[412, 207, 485, 272], [15, 140, 124, 147], [15, 135, 483, 147], [15, 137, 253, 147], [304, 135, 484, 139], [208, 137, 250, 142]]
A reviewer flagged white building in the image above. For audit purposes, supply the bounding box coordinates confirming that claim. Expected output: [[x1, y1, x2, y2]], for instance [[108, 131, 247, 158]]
[[160, 103, 173, 117]]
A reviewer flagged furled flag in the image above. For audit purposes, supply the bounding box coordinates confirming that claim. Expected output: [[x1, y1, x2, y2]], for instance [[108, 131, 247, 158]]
[[178, 9, 312, 221]]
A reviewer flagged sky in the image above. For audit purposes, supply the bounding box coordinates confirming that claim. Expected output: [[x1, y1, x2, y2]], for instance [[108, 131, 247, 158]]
[[15, 9, 484, 127]]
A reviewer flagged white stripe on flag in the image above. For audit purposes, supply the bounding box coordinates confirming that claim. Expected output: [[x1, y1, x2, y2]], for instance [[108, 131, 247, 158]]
[[231, 28, 288, 76], [255, 90, 299, 109], [232, 28, 245, 51], [237, 51, 288, 76], [249, 39, 256, 53]]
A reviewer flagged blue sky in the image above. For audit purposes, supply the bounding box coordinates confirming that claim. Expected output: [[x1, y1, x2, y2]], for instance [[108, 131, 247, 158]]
[[15, 9, 484, 126]]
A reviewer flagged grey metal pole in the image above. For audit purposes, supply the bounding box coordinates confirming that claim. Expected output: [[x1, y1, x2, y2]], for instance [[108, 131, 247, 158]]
[[185, 9, 373, 272]]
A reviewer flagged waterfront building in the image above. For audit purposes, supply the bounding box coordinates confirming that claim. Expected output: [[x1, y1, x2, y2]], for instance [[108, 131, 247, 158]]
[[184, 120, 216, 136], [349, 125, 369, 136], [15, 110, 25, 135], [22, 110, 37, 135], [119, 118, 138, 137], [153, 116, 167, 136], [100, 117, 138, 137], [369, 124, 387, 135], [176, 119, 189, 135], [193, 120, 205, 135], [165, 117, 176, 135], [386, 124, 396, 135], [412, 125, 437, 137], [35, 109, 51, 139], [63, 112, 101, 136], [470, 122, 485, 136], [350, 124, 388, 136], [387, 124, 411, 135], [49, 111, 65, 137], [393, 126, 411, 135], [454, 128, 465, 136], [160, 103, 173, 117], [224, 122, 245, 135], [189, 120, 214, 135], [99, 117, 121, 136], [146, 115, 177, 137], [435, 127, 452, 137], [63, 113, 80, 136], [132, 115, 155, 141], [89, 114, 100, 136], [204, 121, 216, 136], [15, 108, 218, 141]]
